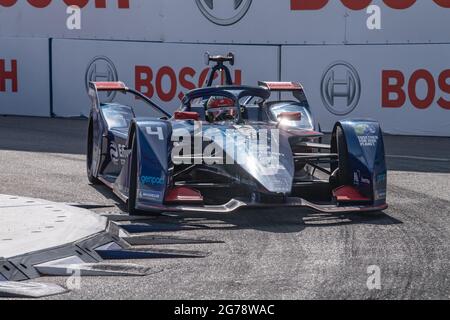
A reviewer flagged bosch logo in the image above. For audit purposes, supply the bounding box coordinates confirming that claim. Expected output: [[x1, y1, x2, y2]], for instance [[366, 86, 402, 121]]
[[290, 0, 450, 10], [85, 56, 118, 102], [0, 0, 130, 9], [195, 0, 252, 26], [382, 69, 450, 110], [321, 61, 361, 116], [0, 59, 18, 93], [135, 65, 242, 102]]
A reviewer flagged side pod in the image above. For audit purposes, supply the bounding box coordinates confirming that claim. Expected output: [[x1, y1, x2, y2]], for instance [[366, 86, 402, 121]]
[[332, 120, 387, 206]]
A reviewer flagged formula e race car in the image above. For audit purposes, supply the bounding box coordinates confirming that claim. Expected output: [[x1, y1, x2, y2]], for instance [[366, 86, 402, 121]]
[[86, 53, 387, 215]]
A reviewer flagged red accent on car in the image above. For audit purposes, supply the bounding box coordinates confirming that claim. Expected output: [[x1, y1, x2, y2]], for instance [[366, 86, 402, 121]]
[[333, 186, 371, 203], [278, 111, 302, 121], [94, 81, 127, 91], [259, 81, 303, 91], [173, 111, 200, 121], [165, 187, 203, 203]]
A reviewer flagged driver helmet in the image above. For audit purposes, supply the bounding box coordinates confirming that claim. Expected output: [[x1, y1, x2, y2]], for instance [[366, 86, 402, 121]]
[[206, 97, 236, 122]]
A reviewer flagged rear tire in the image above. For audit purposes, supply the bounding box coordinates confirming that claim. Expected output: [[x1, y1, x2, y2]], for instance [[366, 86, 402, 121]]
[[87, 119, 101, 185], [127, 133, 139, 215]]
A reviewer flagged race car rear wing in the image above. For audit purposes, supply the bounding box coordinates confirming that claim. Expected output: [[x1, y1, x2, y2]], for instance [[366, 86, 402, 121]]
[[88, 81, 171, 118], [92, 81, 127, 91], [258, 81, 303, 92], [258, 81, 307, 103]]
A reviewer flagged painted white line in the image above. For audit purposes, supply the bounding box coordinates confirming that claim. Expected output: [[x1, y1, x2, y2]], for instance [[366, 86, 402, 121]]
[[387, 155, 450, 162]]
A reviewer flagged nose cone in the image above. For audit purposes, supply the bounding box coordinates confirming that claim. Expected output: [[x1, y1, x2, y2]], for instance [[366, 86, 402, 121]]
[[239, 135, 294, 194], [221, 125, 295, 194]]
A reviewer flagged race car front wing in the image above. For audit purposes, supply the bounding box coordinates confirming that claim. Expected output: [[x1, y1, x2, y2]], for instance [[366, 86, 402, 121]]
[[136, 197, 388, 214]]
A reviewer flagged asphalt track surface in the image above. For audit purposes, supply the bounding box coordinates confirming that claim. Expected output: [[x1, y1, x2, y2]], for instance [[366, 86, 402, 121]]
[[0, 116, 449, 300]]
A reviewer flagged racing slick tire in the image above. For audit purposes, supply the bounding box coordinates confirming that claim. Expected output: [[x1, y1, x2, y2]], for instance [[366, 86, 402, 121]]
[[330, 125, 351, 188], [87, 118, 101, 185], [127, 133, 139, 215], [336, 126, 351, 186]]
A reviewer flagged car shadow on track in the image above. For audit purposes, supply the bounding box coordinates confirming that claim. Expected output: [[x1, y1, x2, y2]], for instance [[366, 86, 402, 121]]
[[89, 184, 126, 210], [299, 210, 402, 228], [178, 208, 402, 233], [102, 205, 402, 235]]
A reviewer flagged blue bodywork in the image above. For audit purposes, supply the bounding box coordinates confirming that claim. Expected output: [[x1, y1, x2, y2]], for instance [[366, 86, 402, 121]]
[[333, 120, 387, 206]]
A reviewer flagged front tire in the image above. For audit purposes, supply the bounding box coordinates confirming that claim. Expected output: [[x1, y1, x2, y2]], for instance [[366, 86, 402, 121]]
[[336, 126, 351, 186]]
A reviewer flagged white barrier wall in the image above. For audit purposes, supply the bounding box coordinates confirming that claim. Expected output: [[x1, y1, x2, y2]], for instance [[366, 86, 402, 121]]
[[281, 44, 450, 136], [1, 0, 450, 136], [52, 40, 279, 117], [0, 38, 50, 116], [164, 0, 450, 45], [0, 0, 163, 41], [1, 0, 449, 44]]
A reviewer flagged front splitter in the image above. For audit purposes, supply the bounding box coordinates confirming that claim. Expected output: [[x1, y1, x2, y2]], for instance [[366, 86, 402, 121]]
[[137, 197, 388, 214]]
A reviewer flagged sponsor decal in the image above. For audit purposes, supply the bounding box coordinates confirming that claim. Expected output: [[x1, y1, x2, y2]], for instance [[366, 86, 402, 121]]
[[0, 0, 130, 9], [135, 65, 241, 102], [355, 123, 379, 147], [375, 189, 387, 201], [0, 59, 18, 92], [382, 69, 450, 110], [195, 0, 253, 26], [85, 56, 119, 102], [140, 176, 165, 186], [354, 123, 376, 136], [376, 172, 387, 183], [354, 124, 378, 147], [110, 142, 127, 165], [358, 135, 379, 147], [321, 61, 361, 116], [290, 0, 450, 10], [139, 190, 162, 200], [290, 1, 449, 30]]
